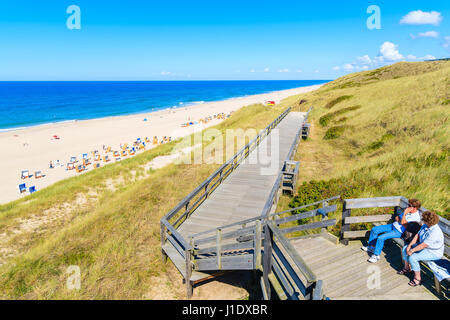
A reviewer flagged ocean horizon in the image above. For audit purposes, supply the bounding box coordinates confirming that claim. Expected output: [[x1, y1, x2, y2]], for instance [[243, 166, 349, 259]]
[[0, 80, 328, 131]]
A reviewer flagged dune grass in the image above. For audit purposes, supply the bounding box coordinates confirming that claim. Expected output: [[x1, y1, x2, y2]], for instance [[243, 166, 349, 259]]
[[0, 100, 288, 299]]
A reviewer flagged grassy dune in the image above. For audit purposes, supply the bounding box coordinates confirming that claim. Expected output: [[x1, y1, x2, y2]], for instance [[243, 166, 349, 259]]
[[0, 102, 287, 299], [276, 60, 449, 236], [0, 60, 448, 299]]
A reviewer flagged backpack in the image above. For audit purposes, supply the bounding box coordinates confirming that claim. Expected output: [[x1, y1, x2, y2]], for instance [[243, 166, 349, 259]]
[[401, 222, 422, 244]]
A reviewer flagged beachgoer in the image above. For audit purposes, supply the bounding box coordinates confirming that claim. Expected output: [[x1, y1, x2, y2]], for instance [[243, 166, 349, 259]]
[[362, 199, 422, 263], [399, 211, 444, 286]]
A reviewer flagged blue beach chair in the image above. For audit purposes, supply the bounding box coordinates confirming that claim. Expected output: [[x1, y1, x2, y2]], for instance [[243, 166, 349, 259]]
[[19, 183, 26, 194], [29, 186, 37, 194]]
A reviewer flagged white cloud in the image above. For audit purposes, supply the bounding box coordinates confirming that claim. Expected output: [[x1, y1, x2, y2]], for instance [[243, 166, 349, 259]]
[[421, 54, 436, 60], [443, 36, 450, 49], [250, 69, 255, 73], [400, 10, 443, 26], [263, 67, 270, 72], [379, 42, 404, 61], [160, 71, 171, 76], [411, 31, 440, 39], [357, 55, 372, 65], [407, 54, 417, 60], [343, 64, 354, 71], [296, 69, 303, 73], [279, 69, 289, 73], [314, 70, 320, 73], [418, 31, 439, 38], [333, 66, 341, 71]]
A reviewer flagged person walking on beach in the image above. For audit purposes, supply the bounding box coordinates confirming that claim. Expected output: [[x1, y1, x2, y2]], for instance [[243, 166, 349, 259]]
[[362, 199, 422, 263]]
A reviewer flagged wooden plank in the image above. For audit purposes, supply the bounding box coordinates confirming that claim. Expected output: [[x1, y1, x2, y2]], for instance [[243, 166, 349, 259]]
[[194, 240, 255, 256], [280, 219, 337, 235], [194, 226, 256, 246], [275, 205, 337, 226], [262, 224, 273, 300], [195, 253, 254, 271], [270, 223, 316, 283], [343, 230, 370, 239], [344, 197, 402, 209], [166, 233, 186, 259], [345, 214, 392, 224], [272, 241, 307, 297]]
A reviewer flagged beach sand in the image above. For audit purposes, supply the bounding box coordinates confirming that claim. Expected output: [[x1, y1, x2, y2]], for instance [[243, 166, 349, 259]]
[[0, 85, 321, 205]]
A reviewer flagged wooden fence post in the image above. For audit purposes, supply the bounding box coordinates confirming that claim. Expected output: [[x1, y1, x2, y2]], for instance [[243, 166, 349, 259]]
[[340, 201, 351, 245], [254, 220, 262, 270], [216, 229, 222, 270], [185, 248, 193, 299], [262, 224, 273, 300], [160, 221, 167, 263]]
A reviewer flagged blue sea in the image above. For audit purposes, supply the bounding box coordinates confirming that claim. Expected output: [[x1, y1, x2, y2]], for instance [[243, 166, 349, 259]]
[[0, 80, 328, 131]]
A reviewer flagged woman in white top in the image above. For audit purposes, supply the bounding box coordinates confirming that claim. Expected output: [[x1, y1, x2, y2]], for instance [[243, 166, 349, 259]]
[[400, 211, 445, 287]]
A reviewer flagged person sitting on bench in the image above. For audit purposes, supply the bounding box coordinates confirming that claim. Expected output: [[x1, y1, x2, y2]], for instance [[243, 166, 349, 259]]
[[362, 199, 422, 263], [399, 211, 444, 287]]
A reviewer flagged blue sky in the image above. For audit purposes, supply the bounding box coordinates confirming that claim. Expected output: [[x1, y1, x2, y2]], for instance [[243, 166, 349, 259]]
[[0, 0, 449, 80]]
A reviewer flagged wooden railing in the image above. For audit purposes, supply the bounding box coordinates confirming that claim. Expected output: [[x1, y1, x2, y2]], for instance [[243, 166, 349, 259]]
[[161, 107, 292, 254], [261, 196, 340, 300]]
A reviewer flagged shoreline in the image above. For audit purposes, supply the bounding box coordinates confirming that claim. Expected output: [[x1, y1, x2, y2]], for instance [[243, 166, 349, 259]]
[[0, 82, 329, 133], [0, 84, 322, 205]]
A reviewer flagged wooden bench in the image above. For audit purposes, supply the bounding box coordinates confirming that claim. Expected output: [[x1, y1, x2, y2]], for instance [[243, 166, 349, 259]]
[[340, 196, 449, 297]]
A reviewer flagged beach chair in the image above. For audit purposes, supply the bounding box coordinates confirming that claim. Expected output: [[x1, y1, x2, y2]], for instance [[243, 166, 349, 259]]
[[67, 163, 75, 170], [106, 146, 111, 153], [153, 137, 158, 145], [70, 156, 77, 163], [94, 154, 101, 161], [145, 137, 150, 143], [128, 149, 135, 156], [103, 155, 110, 162], [139, 144, 145, 150], [29, 186, 36, 194], [19, 183, 26, 194], [94, 163, 100, 169], [21, 170, 31, 179], [83, 158, 91, 166], [121, 150, 127, 157], [75, 165, 85, 173], [35, 171, 44, 179]]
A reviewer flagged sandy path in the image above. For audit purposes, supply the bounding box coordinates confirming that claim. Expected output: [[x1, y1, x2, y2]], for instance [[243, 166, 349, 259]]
[[0, 85, 321, 204]]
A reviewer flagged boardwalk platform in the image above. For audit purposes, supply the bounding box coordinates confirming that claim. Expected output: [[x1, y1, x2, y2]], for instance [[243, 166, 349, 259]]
[[177, 112, 306, 239], [291, 236, 438, 300]]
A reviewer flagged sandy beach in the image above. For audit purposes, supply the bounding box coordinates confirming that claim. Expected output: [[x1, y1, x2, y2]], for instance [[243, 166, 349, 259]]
[[0, 85, 321, 205]]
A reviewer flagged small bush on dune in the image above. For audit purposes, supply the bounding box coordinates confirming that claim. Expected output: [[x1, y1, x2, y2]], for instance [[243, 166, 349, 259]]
[[324, 126, 347, 140], [324, 95, 353, 109], [319, 105, 361, 127]]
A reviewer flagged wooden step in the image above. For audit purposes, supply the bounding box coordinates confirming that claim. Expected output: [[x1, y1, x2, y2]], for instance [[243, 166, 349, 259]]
[[162, 242, 211, 282]]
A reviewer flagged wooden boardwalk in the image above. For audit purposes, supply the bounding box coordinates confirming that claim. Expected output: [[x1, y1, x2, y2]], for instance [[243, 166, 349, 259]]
[[291, 236, 438, 300], [177, 112, 306, 239]]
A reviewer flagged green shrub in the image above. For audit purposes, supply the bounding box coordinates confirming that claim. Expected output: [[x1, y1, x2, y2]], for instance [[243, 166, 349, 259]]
[[319, 105, 361, 127], [443, 99, 450, 105], [324, 126, 346, 140], [325, 95, 353, 109]]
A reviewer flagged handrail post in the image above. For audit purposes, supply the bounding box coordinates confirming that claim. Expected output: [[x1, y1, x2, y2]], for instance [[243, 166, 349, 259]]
[[185, 247, 193, 298], [255, 220, 262, 270], [160, 221, 167, 263], [262, 224, 273, 300], [340, 201, 351, 245], [216, 229, 222, 270]]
